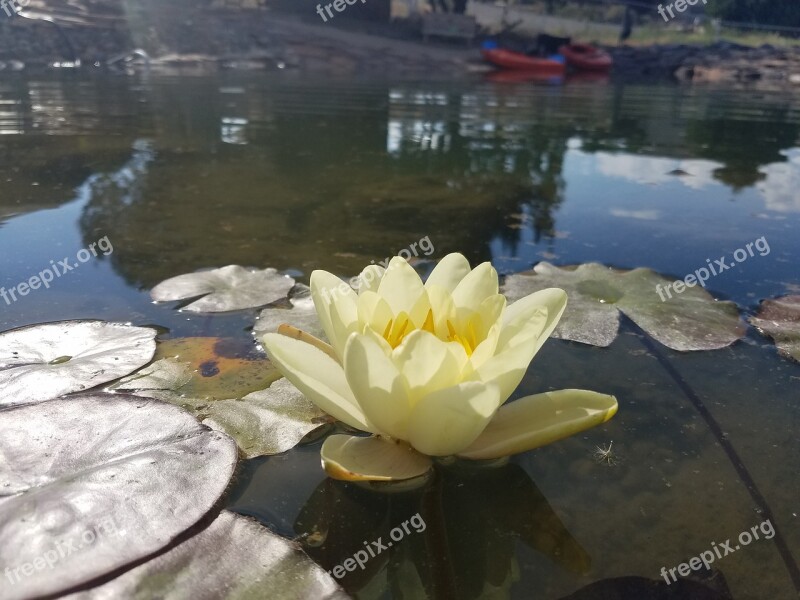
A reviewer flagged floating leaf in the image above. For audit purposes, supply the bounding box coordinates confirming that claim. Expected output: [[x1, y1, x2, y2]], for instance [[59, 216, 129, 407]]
[[151, 265, 295, 312], [749, 295, 800, 362], [114, 338, 321, 457], [502, 263, 745, 351], [254, 284, 327, 340], [202, 379, 327, 459], [0, 320, 157, 406], [65, 511, 349, 600], [321, 435, 433, 482], [113, 337, 282, 405], [0, 393, 238, 600]]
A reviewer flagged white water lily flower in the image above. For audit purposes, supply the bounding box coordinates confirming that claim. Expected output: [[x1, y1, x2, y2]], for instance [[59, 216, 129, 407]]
[[262, 253, 617, 482]]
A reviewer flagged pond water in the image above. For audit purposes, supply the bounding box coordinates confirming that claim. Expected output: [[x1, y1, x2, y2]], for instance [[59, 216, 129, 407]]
[[1, 72, 798, 599]]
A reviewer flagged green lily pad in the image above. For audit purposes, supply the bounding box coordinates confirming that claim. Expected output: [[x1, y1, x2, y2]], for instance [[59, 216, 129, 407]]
[[0, 393, 238, 600], [0, 320, 157, 407], [749, 295, 800, 362], [253, 284, 327, 341], [113, 338, 323, 457], [202, 379, 328, 459], [151, 265, 295, 312], [64, 511, 349, 600], [502, 262, 745, 351]]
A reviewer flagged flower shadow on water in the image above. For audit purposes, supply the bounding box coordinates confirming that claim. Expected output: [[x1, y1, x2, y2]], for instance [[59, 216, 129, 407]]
[[294, 461, 591, 599]]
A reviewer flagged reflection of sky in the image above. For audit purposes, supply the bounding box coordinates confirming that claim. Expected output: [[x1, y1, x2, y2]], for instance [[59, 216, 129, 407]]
[[757, 148, 800, 213], [490, 144, 800, 306], [592, 152, 723, 190]]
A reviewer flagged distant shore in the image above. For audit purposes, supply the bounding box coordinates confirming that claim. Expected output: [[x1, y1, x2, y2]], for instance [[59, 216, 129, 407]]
[[1, 4, 799, 87]]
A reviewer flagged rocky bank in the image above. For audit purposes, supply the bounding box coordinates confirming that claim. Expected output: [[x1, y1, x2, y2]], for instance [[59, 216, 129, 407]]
[[1, 1, 800, 86]]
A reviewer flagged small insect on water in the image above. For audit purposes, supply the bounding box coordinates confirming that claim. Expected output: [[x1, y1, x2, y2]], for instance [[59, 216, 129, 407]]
[[592, 441, 619, 466]]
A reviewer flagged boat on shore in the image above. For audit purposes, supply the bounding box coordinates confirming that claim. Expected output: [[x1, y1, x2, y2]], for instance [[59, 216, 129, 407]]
[[481, 48, 566, 76], [558, 43, 613, 72]]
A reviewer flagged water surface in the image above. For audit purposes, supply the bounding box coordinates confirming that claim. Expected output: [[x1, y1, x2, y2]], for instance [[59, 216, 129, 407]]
[[1, 71, 798, 599]]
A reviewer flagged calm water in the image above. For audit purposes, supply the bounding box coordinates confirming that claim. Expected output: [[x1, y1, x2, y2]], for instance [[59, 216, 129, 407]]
[[1, 72, 799, 599]]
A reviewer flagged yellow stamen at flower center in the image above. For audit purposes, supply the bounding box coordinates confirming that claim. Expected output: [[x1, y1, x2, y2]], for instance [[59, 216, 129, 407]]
[[380, 309, 481, 355], [446, 319, 478, 356], [382, 313, 412, 349]]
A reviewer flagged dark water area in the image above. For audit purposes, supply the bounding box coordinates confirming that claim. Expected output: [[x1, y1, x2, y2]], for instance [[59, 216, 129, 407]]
[[1, 71, 798, 599]]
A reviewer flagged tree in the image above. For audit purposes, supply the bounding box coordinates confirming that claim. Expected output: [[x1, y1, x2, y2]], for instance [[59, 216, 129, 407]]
[[706, 0, 800, 28]]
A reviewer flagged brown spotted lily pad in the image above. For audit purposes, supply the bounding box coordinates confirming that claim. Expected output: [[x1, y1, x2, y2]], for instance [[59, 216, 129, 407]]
[[502, 262, 745, 351], [112, 337, 325, 457], [749, 295, 800, 362]]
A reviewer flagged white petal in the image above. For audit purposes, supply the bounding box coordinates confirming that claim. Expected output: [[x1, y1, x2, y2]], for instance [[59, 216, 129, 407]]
[[321, 434, 432, 482], [262, 333, 375, 433], [458, 390, 618, 460], [343, 331, 410, 440], [377, 257, 426, 316], [407, 381, 501, 456], [310, 270, 358, 355], [356, 265, 385, 295], [426, 284, 457, 339], [392, 330, 461, 405], [452, 262, 499, 312], [425, 253, 472, 292], [357, 291, 394, 336]]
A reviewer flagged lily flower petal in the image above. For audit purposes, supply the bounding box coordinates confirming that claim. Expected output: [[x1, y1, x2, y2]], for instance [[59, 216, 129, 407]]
[[357, 265, 385, 295], [262, 332, 376, 433], [392, 329, 462, 404], [377, 257, 426, 316], [457, 390, 618, 460], [452, 262, 499, 312], [344, 331, 410, 440], [407, 381, 501, 456], [321, 434, 433, 482], [425, 252, 472, 292], [310, 270, 358, 355]]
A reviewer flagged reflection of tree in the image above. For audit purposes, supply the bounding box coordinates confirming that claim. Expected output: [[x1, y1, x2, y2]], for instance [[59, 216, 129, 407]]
[[685, 114, 799, 191], [74, 79, 800, 290], [295, 462, 590, 600]]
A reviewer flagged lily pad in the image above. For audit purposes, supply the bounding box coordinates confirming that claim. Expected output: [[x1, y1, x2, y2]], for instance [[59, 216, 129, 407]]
[[113, 338, 322, 458], [253, 284, 327, 340], [749, 295, 800, 362], [502, 263, 745, 351], [0, 393, 238, 600], [202, 379, 328, 459], [150, 265, 295, 312], [0, 320, 157, 406], [65, 511, 349, 600], [112, 337, 282, 406]]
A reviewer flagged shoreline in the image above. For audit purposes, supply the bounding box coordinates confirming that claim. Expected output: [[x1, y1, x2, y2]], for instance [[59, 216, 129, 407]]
[[1, 5, 800, 87]]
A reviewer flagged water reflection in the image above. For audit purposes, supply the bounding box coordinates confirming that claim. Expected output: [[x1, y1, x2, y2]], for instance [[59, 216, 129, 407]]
[[295, 462, 590, 599]]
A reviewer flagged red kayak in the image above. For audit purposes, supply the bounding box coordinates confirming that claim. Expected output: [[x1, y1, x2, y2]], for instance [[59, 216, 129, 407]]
[[558, 43, 612, 72], [481, 48, 566, 76]]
